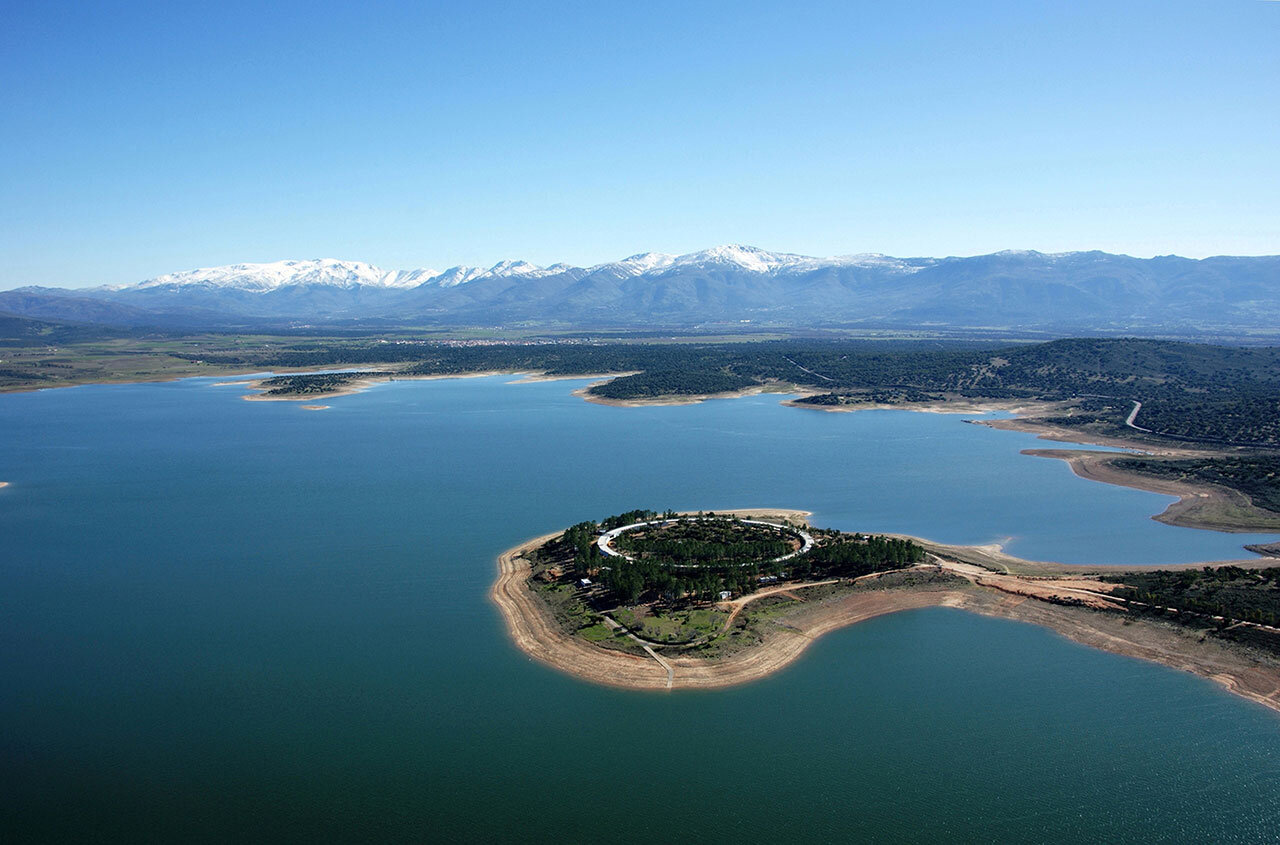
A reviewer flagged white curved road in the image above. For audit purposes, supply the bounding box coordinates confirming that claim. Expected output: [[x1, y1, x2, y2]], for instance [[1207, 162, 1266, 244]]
[[597, 517, 814, 568]]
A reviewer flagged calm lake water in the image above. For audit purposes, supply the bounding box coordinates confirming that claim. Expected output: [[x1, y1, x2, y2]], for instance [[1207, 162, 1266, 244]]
[[2, 375, 1279, 842]]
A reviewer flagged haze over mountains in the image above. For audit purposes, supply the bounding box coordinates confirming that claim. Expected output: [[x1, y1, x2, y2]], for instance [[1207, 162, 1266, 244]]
[[3, 245, 1278, 338]]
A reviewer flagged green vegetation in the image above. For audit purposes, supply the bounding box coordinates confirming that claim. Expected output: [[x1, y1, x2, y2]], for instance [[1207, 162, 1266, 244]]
[[527, 511, 928, 655], [257, 371, 383, 396], [6, 332, 1280, 529], [1108, 455, 1280, 514], [161, 336, 1280, 446], [623, 607, 729, 645], [795, 388, 946, 406], [589, 369, 758, 399], [559, 520, 601, 576], [0, 313, 130, 347], [1103, 566, 1280, 625], [788, 530, 925, 579], [1100, 567, 1280, 655], [599, 509, 662, 530], [5, 332, 1280, 449], [547, 510, 922, 607], [614, 517, 794, 568]]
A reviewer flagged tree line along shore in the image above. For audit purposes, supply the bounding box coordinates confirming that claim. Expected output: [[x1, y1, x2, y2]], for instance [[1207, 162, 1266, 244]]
[[227, 338, 1280, 534], [493, 510, 1280, 710], [3, 334, 1278, 535], [5, 327, 1279, 706]]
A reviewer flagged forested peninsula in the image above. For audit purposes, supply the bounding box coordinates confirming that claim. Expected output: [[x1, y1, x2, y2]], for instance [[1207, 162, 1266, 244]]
[[494, 510, 1280, 710]]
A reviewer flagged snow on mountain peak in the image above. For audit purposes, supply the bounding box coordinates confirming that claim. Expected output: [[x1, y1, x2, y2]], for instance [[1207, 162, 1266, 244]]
[[674, 245, 811, 274], [482, 260, 551, 278], [128, 246, 933, 293], [138, 258, 426, 291], [591, 252, 678, 277]]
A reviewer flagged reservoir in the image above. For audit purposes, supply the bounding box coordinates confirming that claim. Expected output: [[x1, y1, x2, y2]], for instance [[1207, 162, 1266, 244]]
[[1, 375, 1278, 841]]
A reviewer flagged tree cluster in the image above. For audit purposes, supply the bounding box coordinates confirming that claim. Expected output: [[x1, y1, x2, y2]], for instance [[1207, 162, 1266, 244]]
[[183, 337, 1280, 446], [1101, 566, 1280, 633], [614, 517, 792, 567], [789, 534, 925, 580]]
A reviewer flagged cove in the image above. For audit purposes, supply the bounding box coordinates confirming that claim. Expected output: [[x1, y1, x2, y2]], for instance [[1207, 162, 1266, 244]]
[[1, 374, 1278, 842]]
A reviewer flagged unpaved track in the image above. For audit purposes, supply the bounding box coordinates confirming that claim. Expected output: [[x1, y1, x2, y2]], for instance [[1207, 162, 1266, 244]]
[[717, 579, 840, 633], [642, 645, 674, 688], [492, 527, 1280, 710]]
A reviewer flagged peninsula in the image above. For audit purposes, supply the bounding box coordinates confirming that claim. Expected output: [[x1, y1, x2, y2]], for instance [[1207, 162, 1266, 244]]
[[5, 335, 1279, 538], [493, 509, 1280, 712]]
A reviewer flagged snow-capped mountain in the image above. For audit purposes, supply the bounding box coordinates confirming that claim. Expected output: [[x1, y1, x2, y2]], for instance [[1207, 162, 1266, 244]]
[[604, 252, 678, 277], [124, 255, 597, 294], [5, 246, 1278, 334], [119, 245, 933, 295], [117, 246, 943, 294], [134, 259, 416, 291]]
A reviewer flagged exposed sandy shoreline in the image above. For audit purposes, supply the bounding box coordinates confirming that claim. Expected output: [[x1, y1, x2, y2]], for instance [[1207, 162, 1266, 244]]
[[233, 367, 799, 408], [575, 380, 799, 408], [0, 481, 9, 489], [241, 375, 391, 402], [780, 395, 1057, 417], [573, 384, 1279, 537], [491, 513, 1280, 711], [237, 369, 642, 402], [909, 535, 1278, 576], [219, 367, 1016, 411], [509, 371, 640, 384], [236, 370, 1280, 535], [977, 414, 1173, 452], [1022, 448, 1280, 534]]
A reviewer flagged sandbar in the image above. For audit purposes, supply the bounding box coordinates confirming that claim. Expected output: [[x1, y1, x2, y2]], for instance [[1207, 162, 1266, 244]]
[[238, 369, 642, 402]]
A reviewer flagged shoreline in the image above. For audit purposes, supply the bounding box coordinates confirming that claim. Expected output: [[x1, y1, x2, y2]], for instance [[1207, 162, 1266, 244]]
[[14, 364, 1277, 536], [491, 521, 1280, 711], [238, 369, 642, 403], [1023, 448, 1280, 534], [975, 414, 1180, 452], [7, 365, 1277, 535], [572, 380, 796, 408], [909, 535, 1278, 576], [780, 395, 1058, 417]]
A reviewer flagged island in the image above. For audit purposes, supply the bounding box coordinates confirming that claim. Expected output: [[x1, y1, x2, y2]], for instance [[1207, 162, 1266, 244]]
[[493, 508, 1280, 712]]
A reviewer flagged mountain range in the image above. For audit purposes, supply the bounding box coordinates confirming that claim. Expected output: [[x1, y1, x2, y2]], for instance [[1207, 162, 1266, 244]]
[[3, 245, 1278, 337]]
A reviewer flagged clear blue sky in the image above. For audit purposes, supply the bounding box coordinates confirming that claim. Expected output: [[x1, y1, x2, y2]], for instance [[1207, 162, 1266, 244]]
[[2, 0, 1277, 288]]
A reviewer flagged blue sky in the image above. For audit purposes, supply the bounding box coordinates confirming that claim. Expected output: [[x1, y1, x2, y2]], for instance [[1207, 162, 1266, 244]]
[[1, 0, 1276, 288]]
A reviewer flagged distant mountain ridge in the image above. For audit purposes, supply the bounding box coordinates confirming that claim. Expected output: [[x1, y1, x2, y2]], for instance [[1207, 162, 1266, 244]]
[[3, 246, 1278, 337], [113, 246, 928, 292]]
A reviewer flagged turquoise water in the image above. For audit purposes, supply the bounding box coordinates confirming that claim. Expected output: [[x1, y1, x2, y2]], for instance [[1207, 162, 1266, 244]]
[[1, 375, 1278, 842]]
